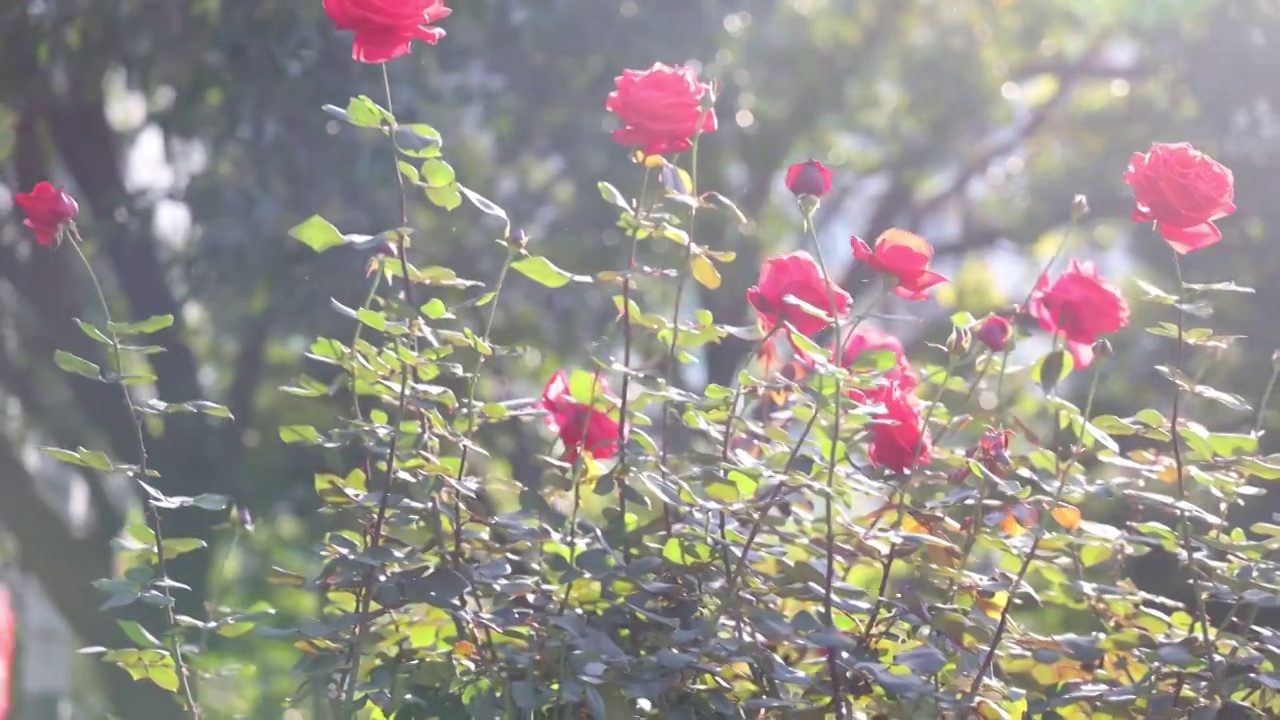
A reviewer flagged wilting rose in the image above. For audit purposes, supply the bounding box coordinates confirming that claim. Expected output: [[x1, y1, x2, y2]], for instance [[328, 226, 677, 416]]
[[974, 314, 1013, 352], [14, 182, 78, 247], [785, 160, 834, 199], [852, 229, 948, 300], [867, 383, 932, 473], [747, 251, 851, 345], [1124, 142, 1236, 254], [1028, 259, 1129, 369], [537, 371, 621, 462], [606, 63, 717, 156], [323, 0, 450, 64]]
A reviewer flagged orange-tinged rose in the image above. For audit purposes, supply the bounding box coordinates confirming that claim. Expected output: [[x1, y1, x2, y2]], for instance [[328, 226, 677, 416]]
[[852, 229, 948, 300]]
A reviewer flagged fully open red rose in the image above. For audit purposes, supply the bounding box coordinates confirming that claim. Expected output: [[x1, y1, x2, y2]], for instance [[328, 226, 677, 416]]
[[323, 0, 450, 64], [1124, 142, 1235, 254], [1028, 259, 1129, 369], [840, 324, 918, 392], [852, 229, 948, 300], [974, 314, 1013, 352], [785, 160, 833, 199], [537, 371, 621, 462], [606, 63, 717, 156], [747, 251, 851, 345], [867, 383, 932, 473], [14, 182, 78, 247]]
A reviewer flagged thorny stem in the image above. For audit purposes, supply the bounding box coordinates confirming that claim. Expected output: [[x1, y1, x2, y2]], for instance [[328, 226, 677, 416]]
[[67, 233, 201, 718], [659, 136, 703, 536], [614, 167, 654, 560], [452, 250, 516, 561], [1254, 363, 1280, 436], [860, 355, 959, 645], [340, 64, 424, 715], [966, 352, 1105, 704], [803, 212, 847, 719], [1168, 254, 1222, 698]]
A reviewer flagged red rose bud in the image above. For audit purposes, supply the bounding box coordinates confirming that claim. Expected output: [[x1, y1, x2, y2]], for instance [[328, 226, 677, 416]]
[[746, 251, 851, 350], [323, 0, 450, 64], [606, 63, 717, 156], [1123, 142, 1236, 254], [15, 182, 79, 247], [851, 229, 949, 301], [1028, 259, 1129, 370], [974, 314, 1013, 352], [785, 160, 833, 199]]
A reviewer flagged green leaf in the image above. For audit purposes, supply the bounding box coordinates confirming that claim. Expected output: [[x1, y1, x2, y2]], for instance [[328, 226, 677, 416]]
[[511, 256, 587, 288], [109, 314, 174, 335], [458, 184, 510, 230], [425, 185, 462, 211], [598, 181, 630, 210], [1032, 350, 1072, 394], [394, 124, 442, 157], [690, 254, 721, 290], [160, 537, 207, 560], [397, 160, 420, 184], [420, 299, 449, 319], [289, 215, 347, 253], [356, 308, 388, 332], [40, 446, 113, 471], [279, 425, 322, 444], [420, 159, 456, 187], [117, 620, 162, 649], [343, 95, 387, 128], [54, 350, 102, 380], [147, 665, 180, 693], [75, 319, 112, 344]]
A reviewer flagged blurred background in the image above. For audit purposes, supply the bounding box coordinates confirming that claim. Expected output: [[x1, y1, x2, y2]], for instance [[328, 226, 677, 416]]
[[0, 0, 1278, 717]]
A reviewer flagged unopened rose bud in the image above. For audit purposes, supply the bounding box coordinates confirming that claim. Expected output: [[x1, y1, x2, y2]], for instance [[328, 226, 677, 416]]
[[784, 160, 834, 200], [1272, 349, 1280, 370], [1094, 338, 1114, 357], [507, 228, 529, 252], [947, 325, 972, 356], [974, 314, 1013, 352], [1072, 194, 1089, 219]]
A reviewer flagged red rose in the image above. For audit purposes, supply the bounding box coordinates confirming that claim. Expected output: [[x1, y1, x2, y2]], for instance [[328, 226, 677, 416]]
[[747, 251, 852, 345], [840, 324, 918, 391], [537, 370, 621, 462], [14, 182, 78, 247], [852, 229, 948, 300], [1028, 259, 1129, 369], [1123, 142, 1236, 254], [974, 314, 1013, 352], [606, 63, 717, 156], [867, 383, 932, 473], [785, 160, 833, 199], [323, 0, 450, 64]]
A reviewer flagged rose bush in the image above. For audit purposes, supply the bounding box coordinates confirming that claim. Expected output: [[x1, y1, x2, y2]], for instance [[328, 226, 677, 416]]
[[21, 5, 1279, 719]]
